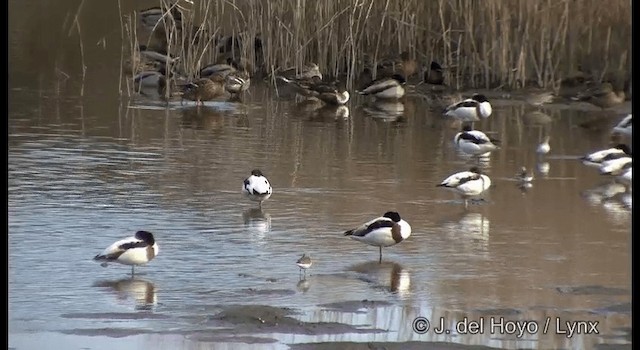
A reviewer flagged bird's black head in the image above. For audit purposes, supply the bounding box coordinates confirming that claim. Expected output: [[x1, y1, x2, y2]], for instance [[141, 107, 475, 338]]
[[469, 167, 482, 174], [430, 61, 443, 72], [391, 74, 407, 84], [251, 169, 264, 177], [615, 144, 632, 155], [383, 211, 401, 222], [472, 94, 489, 103], [135, 230, 155, 244]]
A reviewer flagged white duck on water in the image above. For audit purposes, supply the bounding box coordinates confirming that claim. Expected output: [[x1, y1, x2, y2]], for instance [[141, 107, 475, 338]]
[[453, 125, 500, 157], [580, 144, 632, 169], [344, 211, 412, 263], [94, 230, 159, 276], [242, 169, 273, 207], [443, 94, 492, 122], [437, 167, 492, 208]]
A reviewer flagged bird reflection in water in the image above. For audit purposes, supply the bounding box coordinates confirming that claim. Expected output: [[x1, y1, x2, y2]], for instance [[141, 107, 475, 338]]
[[242, 207, 272, 238], [296, 278, 311, 293], [348, 261, 411, 296], [362, 100, 406, 123], [93, 278, 157, 311], [180, 106, 225, 132]]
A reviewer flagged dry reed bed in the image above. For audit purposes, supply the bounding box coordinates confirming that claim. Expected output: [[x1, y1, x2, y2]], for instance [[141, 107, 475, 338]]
[[119, 0, 631, 94]]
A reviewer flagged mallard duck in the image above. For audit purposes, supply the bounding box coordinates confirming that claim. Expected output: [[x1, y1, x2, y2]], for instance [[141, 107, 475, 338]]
[[242, 169, 272, 208], [437, 167, 492, 209], [343, 211, 412, 264], [139, 1, 192, 29], [423, 61, 445, 85], [573, 82, 626, 109], [200, 57, 237, 79], [277, 63, 323, 81], [524, 90, 555, 106], [180, 74, 226, 105], [612, 114, 632, 137], [224, 69, 251, 97], [137, 45, 180, 66], [357, 74, 406, 100], [443, 94, 492, 121], [453, 125, 500, 157], [376, 51, 418, 79], [93, 231, 159, 277]]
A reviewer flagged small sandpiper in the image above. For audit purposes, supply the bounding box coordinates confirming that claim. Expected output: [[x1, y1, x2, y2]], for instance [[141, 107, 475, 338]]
[[296, 254, 312, 279]]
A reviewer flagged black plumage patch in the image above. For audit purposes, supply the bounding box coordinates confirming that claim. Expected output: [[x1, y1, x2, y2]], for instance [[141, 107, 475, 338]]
[[119, 240, 148, 250]]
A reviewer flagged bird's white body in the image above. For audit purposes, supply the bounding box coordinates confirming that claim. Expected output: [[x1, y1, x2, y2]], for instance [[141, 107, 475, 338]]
[[600, 156, 632, 176], [617, 167, 632, 187], [537, 136, 551, 154], [612, 114, 632, 136], [444, 98, 492, 121], [95, 235, 159, 267], [438, 170, 492, 197], [348, 218, 412, 248], [242, 172, 273, 203], [581, 146, 631, 168], [454, 129, 499, 156]]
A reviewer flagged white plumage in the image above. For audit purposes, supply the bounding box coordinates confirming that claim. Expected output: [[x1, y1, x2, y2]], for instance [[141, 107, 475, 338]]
[[580, 144, 632, 168], [517, 166, 534, 183], [536, 136, 551, 155], [94, 231, 159, 276], [437, 167, 492, 208], [617, 167, 632, 187], [612, 114, 632, 137], [600, 156, 632, 176], [454, 125, 500, 157], [444, 94, 492, 121], [242, 169, 273, 207], [344, 211, 412, 263]]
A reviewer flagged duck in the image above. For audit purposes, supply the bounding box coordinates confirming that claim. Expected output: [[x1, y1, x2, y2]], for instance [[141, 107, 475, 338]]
[[278, 76, 349, 105], [616, 167, 632, 187], [296, 254, 312, 279], [572, 82, 626, 109], [453, 125, 500, 157], [357, 74, 406, 100], [443, 94, 492, 121], [437, 167, 492, 208], [138, 1, 192, 29], [423, 61, 445, 85], [376, 51, 418, 79], [277, 62, 323, 81], [134, 70, 166, 91], [343, 211, 412, 264], [536, 136, 551, 155], [516, 166, 534, 183], [523, 90, 555, 106], [580, 144, 632, 168], [242, 169, 273, 208], [138, 45, 180, 66], [180, 74, 226, 105], [93, 230, 159, 276], [612, 114, 632, 137], [599, 156, 632, 176], [224, 69, 251, 97], [200, 57, 237, 79]]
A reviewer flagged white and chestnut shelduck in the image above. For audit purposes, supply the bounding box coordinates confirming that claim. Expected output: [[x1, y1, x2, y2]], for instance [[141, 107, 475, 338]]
[[94, 230, 159, 276], [437, 167, 492, 208], [443, 94, 492, 122], [242, 169, 273, 208], [344, 211, 412, 263], [580, 144, 632, 169], [453, 125, 500, 157]]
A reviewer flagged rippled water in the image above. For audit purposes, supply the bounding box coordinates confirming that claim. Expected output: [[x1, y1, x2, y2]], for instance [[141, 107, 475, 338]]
[[9, 80, 632, 349]]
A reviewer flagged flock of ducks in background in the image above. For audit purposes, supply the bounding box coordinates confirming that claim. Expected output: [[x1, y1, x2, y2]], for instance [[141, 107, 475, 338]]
[[97, 2, 633, 279]]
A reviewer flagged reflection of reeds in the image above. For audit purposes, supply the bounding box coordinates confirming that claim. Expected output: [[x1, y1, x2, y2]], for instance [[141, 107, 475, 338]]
[[117, 0, 630, 94]]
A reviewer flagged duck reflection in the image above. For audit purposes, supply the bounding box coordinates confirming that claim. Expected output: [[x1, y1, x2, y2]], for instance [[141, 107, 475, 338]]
[[242, 207, 272, 236], [439, 212, 490, 255], [180, 106, 225, 131], [348, 261, 410, 296], [362, 100, 405, 122], [309, 105, 350, 121], [581, 182, 628, 206], [93, 278, 157, 310], [536, 161, 550, 177]]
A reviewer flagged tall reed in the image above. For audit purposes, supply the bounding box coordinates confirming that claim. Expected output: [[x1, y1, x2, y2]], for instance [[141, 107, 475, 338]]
[[120, 0, 631, 93]]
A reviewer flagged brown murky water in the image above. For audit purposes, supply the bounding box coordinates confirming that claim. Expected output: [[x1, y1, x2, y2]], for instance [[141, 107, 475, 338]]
[[9, 1, 631, 350]]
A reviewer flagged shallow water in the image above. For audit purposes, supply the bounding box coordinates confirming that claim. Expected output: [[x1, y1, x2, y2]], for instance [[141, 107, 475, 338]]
[[8, 2, 631, 349]]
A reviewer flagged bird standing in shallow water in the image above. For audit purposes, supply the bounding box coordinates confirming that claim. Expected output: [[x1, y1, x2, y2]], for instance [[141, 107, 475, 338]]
[[94, 231, 159, 277], [443, 94, 492, 122], [296, 254, 312, 279], [242, 169, 273, 208], [357, 74, 406, 100], [181, 74, 226, 105], [437, 167, 492, 209], [343, 211, 412, 264], [453, 125, 500, 158]]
